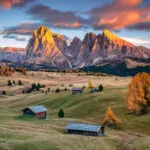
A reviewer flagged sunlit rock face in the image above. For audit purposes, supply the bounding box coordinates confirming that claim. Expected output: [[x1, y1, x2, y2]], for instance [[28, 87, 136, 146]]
[[77, 29, 150, 67], [26, 26, 71, 68], [26, 26, 64, 58]]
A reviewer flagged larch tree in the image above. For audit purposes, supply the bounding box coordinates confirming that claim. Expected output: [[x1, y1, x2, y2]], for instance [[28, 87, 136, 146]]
[[127, 72, 150, 116], [88, 81, 94, 89], [103, 107, 121, 128]]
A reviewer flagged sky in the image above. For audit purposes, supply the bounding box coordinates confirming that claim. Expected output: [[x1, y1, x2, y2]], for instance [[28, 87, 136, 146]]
[[0, 0, 150, 48]]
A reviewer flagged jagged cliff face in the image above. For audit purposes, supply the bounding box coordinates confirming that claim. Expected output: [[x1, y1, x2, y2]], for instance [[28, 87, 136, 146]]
[[25, 26, 150, 69], [78, 33, 96, 64], [26, 26, 71, 68], [78, 29, 150, 67], [26, 26, 63, 57]]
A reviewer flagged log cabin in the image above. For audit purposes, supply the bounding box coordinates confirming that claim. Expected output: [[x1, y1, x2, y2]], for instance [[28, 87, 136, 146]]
[[72, 88, 83, 95], [22, 105, 48, 119], [65, 123, 104, 136]]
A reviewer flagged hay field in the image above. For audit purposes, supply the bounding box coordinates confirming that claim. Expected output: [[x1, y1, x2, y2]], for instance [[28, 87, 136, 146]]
[[0, 72, 149, 150]]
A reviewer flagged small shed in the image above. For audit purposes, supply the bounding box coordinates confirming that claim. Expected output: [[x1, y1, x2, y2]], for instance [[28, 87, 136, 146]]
[[22, 105, 48, 119], [72, 88, 83, 95], [91, 88, 98, 93], [65, 123, 104, 136]]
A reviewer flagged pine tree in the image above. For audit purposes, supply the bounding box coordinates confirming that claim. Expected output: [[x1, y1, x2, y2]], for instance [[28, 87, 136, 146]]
[[103, 107, 120, 128], [36, 83, 41, 91], [55, 88, 60, 93], [2, 90, 6, 95], [48, 88, 50, 92], [58, 109, 64, 118], [13, 80, 15, 85], [7, 80, 12, 86], [88, 81, 94, 89], [18, 80, 23, 85], [127, 72, 150, 115], [99, 84, 103, 92]]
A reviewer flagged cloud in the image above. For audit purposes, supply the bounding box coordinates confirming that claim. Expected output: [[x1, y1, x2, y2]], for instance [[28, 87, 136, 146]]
[[53, 22, 82, 29], [89, 0, 150, 30], [127, 22, 150, 31], [26, 4, 87, 29], [0, 0, 35, 9], [3, 34, 27, 41], [2, 23, 41, 35]]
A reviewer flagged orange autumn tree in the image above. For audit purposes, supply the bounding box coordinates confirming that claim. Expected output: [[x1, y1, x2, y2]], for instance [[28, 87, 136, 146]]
[[103, 107, 121, 128], [127, 72, 150, 116], [88, 81, 94, 89]]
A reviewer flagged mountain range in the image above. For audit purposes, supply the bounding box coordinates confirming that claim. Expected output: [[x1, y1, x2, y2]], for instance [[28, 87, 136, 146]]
[[0, 26, 150, 73], [25, 26, 150, 69]]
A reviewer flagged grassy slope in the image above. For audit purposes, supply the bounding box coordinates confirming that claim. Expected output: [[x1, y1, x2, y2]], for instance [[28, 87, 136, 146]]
[[0, 73, 150, 150]]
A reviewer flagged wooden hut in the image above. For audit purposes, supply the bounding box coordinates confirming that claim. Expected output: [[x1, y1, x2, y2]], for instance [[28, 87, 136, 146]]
[[91, 88, 98, 93], [22, 105, 48, 119], [65, 123, 104, 136], [72, 88, 83, 95]]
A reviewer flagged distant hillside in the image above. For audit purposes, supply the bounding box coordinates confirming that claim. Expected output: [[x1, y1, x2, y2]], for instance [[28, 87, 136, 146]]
[[81, 63, 150, 76], [0, 47, 26, 62]]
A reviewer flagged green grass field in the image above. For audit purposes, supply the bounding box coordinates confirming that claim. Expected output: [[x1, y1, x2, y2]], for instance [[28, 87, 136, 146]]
[[0, 73, 150, 150]]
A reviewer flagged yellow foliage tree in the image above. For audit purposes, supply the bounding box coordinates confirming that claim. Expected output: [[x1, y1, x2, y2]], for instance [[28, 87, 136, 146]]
[[88, 81, 94, 89], [127, 72, 150, 115], [103, 107, 121, 128]]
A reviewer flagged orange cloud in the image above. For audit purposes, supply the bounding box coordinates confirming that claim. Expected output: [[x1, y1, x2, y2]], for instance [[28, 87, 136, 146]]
[[116, 0, 142, 7], [53, 22, 82, 29], [0, 0, 35, 9], [0, 0, 21, 9], [146, 14, 150, 22], [91, 0, 150, 30]]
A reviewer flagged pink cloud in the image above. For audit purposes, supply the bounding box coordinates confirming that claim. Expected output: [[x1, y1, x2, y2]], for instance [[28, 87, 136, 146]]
[[0, 0, 35, 9], [53, 22, 82, 29], [90, 0, 150, 30], [0, 0, 21, 9]]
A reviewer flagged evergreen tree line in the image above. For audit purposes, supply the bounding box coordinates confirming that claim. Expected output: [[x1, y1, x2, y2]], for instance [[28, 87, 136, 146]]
[[25, 83, 46, 93], [7, 80, 22, 86]]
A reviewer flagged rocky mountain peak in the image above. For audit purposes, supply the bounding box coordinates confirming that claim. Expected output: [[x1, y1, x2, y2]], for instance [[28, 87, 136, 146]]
[[82, 32, 96, 49], [72, 36, 81, 44], [102, 29, 134, 47], [26, 26, 64, 58], [25, 26, 150, 69], [33, 26, 54, 44]]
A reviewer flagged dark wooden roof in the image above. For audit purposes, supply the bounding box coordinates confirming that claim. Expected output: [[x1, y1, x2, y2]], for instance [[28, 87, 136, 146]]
[[22, 105, 48, 113]]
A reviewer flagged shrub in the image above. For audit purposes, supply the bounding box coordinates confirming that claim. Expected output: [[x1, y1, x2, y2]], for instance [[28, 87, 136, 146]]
[[13, 80, 15, 85], [2, 90, 6, 95], [55, 88, 60, 93], [103, 107, 121, 128], [18, 80, 23, 85], [48, 88, 50, 92], [88, 81, 94, 89], [8, 80, 12, 86], [58, 109, 64, 118], [99, 84, 103, 92]]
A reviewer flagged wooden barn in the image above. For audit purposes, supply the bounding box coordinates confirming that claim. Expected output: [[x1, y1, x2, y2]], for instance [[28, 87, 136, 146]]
[[72, 88, 83, 95], [22, 105, 48, 119], [91, 88, 98, 93], [65, 123, 104, 136]]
